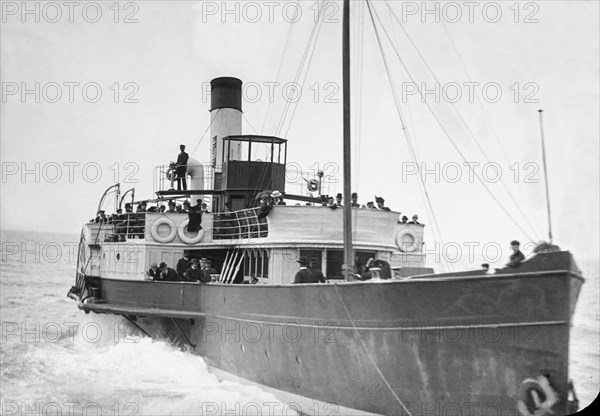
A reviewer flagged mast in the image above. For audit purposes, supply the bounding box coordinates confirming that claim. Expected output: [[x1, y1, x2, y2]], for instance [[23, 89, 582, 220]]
[[342, 0, 354, 279], [538, 109, 553, 243]]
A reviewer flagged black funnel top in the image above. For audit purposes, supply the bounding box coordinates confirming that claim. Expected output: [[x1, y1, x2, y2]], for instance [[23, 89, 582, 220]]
[[210, 77, 242, 112]]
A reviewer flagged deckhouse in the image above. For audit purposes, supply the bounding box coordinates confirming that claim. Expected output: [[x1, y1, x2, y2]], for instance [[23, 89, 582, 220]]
[[80, 77, 431, 285]]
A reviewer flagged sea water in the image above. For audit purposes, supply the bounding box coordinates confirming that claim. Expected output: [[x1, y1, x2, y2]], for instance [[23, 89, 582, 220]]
[[1, 230, 598, 414]]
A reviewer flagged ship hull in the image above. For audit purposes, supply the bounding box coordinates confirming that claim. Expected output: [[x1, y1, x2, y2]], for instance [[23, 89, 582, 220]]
[[80, 252, 583, 415]]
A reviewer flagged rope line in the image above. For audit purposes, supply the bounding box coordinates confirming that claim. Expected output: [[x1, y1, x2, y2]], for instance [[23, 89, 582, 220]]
[[334, 283, 414, 416], [368, 2, 535, 242]]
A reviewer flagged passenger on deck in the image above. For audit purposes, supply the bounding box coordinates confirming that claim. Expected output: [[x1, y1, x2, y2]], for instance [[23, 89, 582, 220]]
[[95, 210, 107, 223], [271, 190, 286, 205], [188, 199, 203, 232], [158, 205, 166, 213], [507, 240, 525, 267], [336, 193, 343, 206], [401, 216, 409, 223], [182, 200, 191, 213], [136, 202, 147, 213], [176, 144, 189, 191], [176, 205, 183, 213], [167, 201, 176, 213], [409, 215, 420, 224], [351, 192, 360, 208], [201, 202, 210, 214], [177, 251, 191, 278], [159, 262, 180, 281], [148, 263, 160, 280], [201, 258, 217, 283], [308, 258, 327, 283], [109, 209, 123, 224], [375, 196, 391, 211], [184, 258, 203, 282], [115, 204, 133, 240], [327, 196, 338, 210], [257, 195, 273, 220], [293, 257, 314, 284], [373, 259, 392, 279]]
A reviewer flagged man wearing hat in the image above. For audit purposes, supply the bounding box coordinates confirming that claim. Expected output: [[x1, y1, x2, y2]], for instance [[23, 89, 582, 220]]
[[201, 258, 217, 283], [351, 193, 360, 208], [176, 144, 189, 191], [375, 196, 391, 211], [94, 210, 107, 223], [184, 258, 202, 282], [293, 257, 314, 284], [167, 200, 176, 213], [271, 190, 286, 205], [187, 199, 204, 232], [148, 263, 160, 280], [507, 240, 525, 267], [159, 262, 180, 281], [335, 193, 343, 207], [309, 258, 326, 283], [176, 251, 191, 279], [409, 214, 420, 224]]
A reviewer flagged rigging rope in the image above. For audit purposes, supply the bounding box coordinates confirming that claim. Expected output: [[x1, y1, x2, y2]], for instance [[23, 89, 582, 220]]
[[368, 1, 535, 243], [260, 19, 295, 134], [382, 2, 539, 241], [365, 0, 453, 272], [281, 1, 327, 139], [275, 0, 326, 138], [334, 283, 414, 416], [440, 20, 544, 235], [190, 108, 221, 159]]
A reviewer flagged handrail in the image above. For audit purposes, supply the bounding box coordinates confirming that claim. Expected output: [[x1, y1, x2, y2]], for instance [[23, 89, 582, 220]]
[[213, 208, 267, 240], [96, 183, 120, 214]]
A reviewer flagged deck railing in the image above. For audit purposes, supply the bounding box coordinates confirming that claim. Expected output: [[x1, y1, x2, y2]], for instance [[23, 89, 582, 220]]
[[90, 213, 147, 242], [153, 162, 336, 200], [212, 208, 268, 240]]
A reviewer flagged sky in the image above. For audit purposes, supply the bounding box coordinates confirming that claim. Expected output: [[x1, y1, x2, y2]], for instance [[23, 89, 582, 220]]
[[1, 0, 599, 264]]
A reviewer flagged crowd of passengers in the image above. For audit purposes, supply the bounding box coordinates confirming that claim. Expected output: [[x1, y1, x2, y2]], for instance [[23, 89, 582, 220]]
[[147, 251, 395, 285], [89, 198, 211, 241], [258, 190, 421, 224]]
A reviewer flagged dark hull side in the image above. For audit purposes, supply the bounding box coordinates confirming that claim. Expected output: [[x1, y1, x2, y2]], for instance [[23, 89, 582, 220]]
[[79, 252, 584, 415]]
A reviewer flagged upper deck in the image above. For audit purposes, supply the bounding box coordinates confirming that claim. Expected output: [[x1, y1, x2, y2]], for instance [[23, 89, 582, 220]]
[[86, 205, 424, 253]]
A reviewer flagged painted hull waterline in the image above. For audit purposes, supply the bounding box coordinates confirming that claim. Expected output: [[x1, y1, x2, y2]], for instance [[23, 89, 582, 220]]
[[80, 251, 583, 416]]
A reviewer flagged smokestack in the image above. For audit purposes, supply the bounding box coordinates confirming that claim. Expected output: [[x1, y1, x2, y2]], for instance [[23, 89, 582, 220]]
[[210, 77, 242, 171]]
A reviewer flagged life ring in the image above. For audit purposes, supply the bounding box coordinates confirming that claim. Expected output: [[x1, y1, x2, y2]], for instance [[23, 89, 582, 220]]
[[517, 375, 558, 416], [150, 217, 177, 243], [178, 219, 204, 244], [396, 229, 419, 253], [307, 179, 319, 192], [165, 167, 177, 181]]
